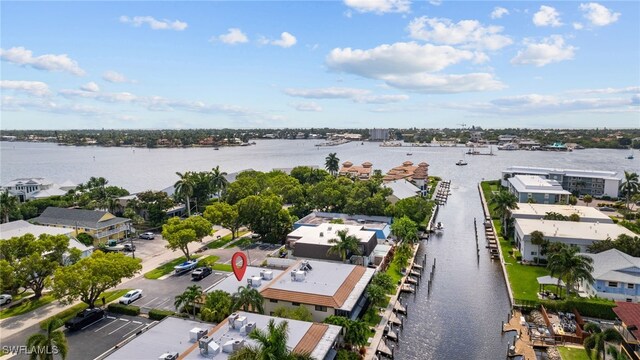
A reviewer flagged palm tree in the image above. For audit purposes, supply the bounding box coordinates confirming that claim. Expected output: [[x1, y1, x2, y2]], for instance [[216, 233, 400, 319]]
[[547, 244, 594, 297], [324, 153, 339, 176], [229, 320, 312, 360], [326, 229, 361, 262], [174, 285, 202, 318], [174, 171, 194, 217], [489, 190, 519, 237], [105, 197, 119, 214], [619, 171, 639, 210], [210, 166, 229, 198], [583, 323, 622, 360], [529, 231, 545, 265], [0, 190, 19, 223], [26, 318, 68, 360], [232, 286, 264, 314]]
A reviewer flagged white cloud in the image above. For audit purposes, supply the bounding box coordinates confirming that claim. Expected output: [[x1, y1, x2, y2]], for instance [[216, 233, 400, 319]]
[[327, 42, 476, 77], [292, 102, 323, 112], [270, 32, 297, 48], [216, 28, 249, 44], [1, 96, 106, 116], [511, 35, 576, 67], [533, 5, 563, 27], [407, 17, 512, 51], [102, 71, 133, 83], [491, 7, 509, 19], [381, 73, 505, 93], [579, 3, 620, 27], [569, 86, 640, 95], [343, 0, 411, 14], [572, 22, 584, 30], [0, 80, 51, 97], [284, 87, 409, 103], [59, 89, 138, 103], [119, 16, 187, 31], [0, 47, 85, 76], [429, 0, 442, 6], [355, 94, 410, 103], [80, 82, 100, 92]]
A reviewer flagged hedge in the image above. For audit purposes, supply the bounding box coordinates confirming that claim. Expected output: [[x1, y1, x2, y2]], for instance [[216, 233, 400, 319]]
[[149, 309, 175, 321], [514, 298, 616, 320], [108, 303, 140, 316]]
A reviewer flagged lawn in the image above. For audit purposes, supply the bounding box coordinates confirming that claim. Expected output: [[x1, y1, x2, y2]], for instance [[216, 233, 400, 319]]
[[39, 289, 130, 330], [225, 236, 253, 249], [384, 261, 403, 292], [206, 231, 250, 249], [199, 255, 232, 272], [0, 294, 56, 320], [144, 255, 202, 279], [558, 346, 591, 360]]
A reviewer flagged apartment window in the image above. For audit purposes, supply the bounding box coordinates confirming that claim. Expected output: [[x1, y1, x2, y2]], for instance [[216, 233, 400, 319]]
[[531, 251, 537, 256], [315, 305, 327, 312], [626, 299, 632, 303], [292, 302, 300, 306], [608, 282, 618, 288], [527, 193, 532, 199], [270, 299, 278, 303], [628, 284, 635, 289], [544, 193, 549, 199]]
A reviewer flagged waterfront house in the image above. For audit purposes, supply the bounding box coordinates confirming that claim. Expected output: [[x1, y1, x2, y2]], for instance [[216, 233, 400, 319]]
[[513, 218, 636, 262], [383, 179, 423, 203], [105, 312, 342, 360], [0, 220, 93, 263], [613, 302, 640, 360], [31, 207, 131, 244], [580, 249, 639, 303], [509, 203, 613, 224], [501, 166, 621, 198], [507, 175, 571, 204], [294, 212, 391, 240], [260, 259, 375, 322], [383, 161, 429, 187], [338, 161, 373, 180], [0, 178, 77, 202]]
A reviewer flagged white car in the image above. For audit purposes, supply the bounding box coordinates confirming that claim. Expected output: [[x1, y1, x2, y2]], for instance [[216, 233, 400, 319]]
[[0, 294, 11, 306], [118, 289, 143, 305], [139, 232, 155, 240]]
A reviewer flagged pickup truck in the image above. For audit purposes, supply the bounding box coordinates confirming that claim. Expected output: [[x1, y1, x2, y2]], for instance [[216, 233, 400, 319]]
[[64, 308, 105, 331]]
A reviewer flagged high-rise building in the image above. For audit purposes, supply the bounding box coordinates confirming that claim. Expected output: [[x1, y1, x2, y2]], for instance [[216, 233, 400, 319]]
[[369, 128, 389, 141]]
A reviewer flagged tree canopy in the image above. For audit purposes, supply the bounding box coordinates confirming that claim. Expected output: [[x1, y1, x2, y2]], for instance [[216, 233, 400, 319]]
[[162, 216, 212, 259]]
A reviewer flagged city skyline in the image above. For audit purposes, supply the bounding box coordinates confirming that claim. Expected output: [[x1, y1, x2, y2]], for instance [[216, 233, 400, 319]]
[[1, 1, 639, 130]]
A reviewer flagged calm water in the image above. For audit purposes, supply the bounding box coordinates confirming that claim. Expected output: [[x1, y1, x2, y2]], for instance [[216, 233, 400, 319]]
[[1, 140, 637, 359]]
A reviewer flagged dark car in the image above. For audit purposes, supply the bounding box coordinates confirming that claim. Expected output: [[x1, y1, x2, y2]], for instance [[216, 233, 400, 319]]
[[64, 308, 105, 331], [191, 266, 212, 280]]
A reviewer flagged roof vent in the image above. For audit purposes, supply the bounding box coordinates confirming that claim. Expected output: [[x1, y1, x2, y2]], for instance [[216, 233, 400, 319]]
[[260, 270, 273, 280], [300, 260, 313, 272], [247, 276, 262, 287], [292, 270, 306, 281], [189, 327, 206, 342], [228, 313, 239, 328], [319, 232, 324, 237], [158, 352, 179, 360], [198, 336, 219, 356], [241, 322, 256, 336], [233, 315, 247, 330], [327, 226, 332, 231]]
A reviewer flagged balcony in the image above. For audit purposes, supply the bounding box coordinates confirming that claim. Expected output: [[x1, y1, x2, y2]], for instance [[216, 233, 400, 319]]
[[95, 225, 129, 239]]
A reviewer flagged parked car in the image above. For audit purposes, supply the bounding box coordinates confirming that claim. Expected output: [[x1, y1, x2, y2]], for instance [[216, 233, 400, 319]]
[[123, 244, 136, 252], [191, 266, 212, 280], [139, 232, 155, 240], [0, 294, 12, 305], [119, 289, 143, 305], [64, 308, 105, 331], [598, 206, 615, 212]]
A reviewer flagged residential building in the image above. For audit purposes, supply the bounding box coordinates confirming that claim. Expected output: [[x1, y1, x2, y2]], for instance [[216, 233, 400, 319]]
[[31, 207, 131, 243], [507, 175, 571, 204], [514, 218, 637, 262], [0, 220, 93, 263], [294, 212, 391, 240], [509, 203, 613, 224], [498, 135, 518, 144], [338, 161, 373, 180], [287, 223, 378, 264], [580, 250, 639, 303], [105, 313, 342, 360], [501, 166, 621, 198], [261, 259, 375, 322], [383, 179, 422, 203], [383, 161, 429, 189], [0, 178, 77, 202], [369, 128, 390, 141], [613, 302, 640, 360], [470, 131, 483, 143]]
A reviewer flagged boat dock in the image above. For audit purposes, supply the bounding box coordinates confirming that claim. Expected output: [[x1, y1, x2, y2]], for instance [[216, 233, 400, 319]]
[[434, 180, 451, 205]]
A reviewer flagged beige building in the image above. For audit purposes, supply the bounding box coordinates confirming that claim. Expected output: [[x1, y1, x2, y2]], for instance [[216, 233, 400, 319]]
[[31, 207, 131, 244], [338, 161, 373, 180]]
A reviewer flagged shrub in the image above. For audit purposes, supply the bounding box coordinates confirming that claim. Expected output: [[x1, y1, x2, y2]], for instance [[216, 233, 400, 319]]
[[149, 309, 175, 320], [76, 233, 94, 246], [108, 303, 140, 316], [40, 303, 87, 330]]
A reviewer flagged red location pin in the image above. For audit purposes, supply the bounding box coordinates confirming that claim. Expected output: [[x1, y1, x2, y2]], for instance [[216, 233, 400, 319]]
[[231, 252, 248, 281]]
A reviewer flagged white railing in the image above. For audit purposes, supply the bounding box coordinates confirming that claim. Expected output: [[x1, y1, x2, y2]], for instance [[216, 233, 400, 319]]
[[95, 225, 129, 239]]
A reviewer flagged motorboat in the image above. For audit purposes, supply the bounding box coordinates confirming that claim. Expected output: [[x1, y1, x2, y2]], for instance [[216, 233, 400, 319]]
[[174, 260, 198, 274], [435, 222, 444, 231], [406, 153, 413, 156], [456, 160, 468, 166]]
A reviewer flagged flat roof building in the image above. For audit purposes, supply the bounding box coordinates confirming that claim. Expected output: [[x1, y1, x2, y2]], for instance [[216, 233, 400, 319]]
[[509, 203, 613, 224], [261, 259, 375, 322], [287, 223, 378, 264], [514, 218, 637, 262], [295, 212, 391, 240], [105, 312, 342, 360], [383, 179, 423, 203], [507, 175, 571, 204], [207, 266, 285, 295]]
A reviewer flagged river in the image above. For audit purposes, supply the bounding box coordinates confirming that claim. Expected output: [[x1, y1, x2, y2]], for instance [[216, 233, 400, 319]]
[[1, 140, 636, 359]]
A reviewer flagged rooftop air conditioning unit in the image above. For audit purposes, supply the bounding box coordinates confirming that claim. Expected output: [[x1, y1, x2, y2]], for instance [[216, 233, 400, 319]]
[[228, 313, 239, 328], [247, 276, 262, 287], [260, 270, 273, 280], [232, 339, 245, 352], [293, 270, 306, 281], [327, 226, 332, 231], [198, 336, 219, 356], [240, 322, 256, 336], [158, 352, 179, 360], [222, 340, 236, 354], [234, 315, 247, 329], [189, 327, 206, 342]]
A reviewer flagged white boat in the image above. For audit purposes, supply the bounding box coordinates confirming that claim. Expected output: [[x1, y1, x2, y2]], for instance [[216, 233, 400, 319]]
[[456, 160, 468, 166], [174, 260, 198, 274]]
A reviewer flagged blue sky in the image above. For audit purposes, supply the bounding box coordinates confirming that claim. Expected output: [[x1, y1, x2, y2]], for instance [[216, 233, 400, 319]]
[[1, 1, 638, 129]]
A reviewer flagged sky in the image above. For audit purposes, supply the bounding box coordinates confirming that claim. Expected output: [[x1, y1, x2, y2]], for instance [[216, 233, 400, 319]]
[[1, 1, 639, 130]]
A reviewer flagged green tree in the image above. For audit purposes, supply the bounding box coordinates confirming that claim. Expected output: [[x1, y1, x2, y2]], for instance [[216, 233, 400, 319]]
[[568, 213, 580, 222], [203, 202, 242, 239], [232, 286, 264, 314], [0, 260, 16, 294], [237, 195, 292, 243], [583, 323, 622, 360], [324, 316, 369, 350], [272, 305, 313, 322], [393, 242, 413, 270], [210, 166, 229, 198], [385, 197, 432, 224], [371, 272, 395, 293], [543, 212, 568, 221], [174, 285, 202, 319], [529, 231, 545, 265], [136, 191, 175, 226], [52, 251, 141, 308], [326, 229, 361, 262], [174, 171, 195, 216], [489, 190, 519, 237], [583, 194, 593, 206], [76, 233, 94, 246], [587, 234, 640, 257], [391, 216, 419, 244], [366, 284, 386, 306], [200, 290, 232, 323], [325, 153, 340, 176], [547, 244, 594, 296], [162, 216, 212, 260], [568, 195, 578, 205], [26, 319, 68, 360], [229, 319, 312, 360], [619, 171, 639, 210], [0, 190, 20, 223]]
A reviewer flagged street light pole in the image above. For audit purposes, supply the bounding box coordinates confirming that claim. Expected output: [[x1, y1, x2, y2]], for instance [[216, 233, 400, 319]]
[[128, 222, 135, 259]]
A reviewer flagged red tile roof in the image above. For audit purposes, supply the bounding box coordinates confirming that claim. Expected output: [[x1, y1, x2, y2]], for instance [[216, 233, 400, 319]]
[[613, 302, 640, 339]]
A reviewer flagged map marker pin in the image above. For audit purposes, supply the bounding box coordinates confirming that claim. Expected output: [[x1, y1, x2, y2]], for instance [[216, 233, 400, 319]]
[[231, 252, 248, 281]]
